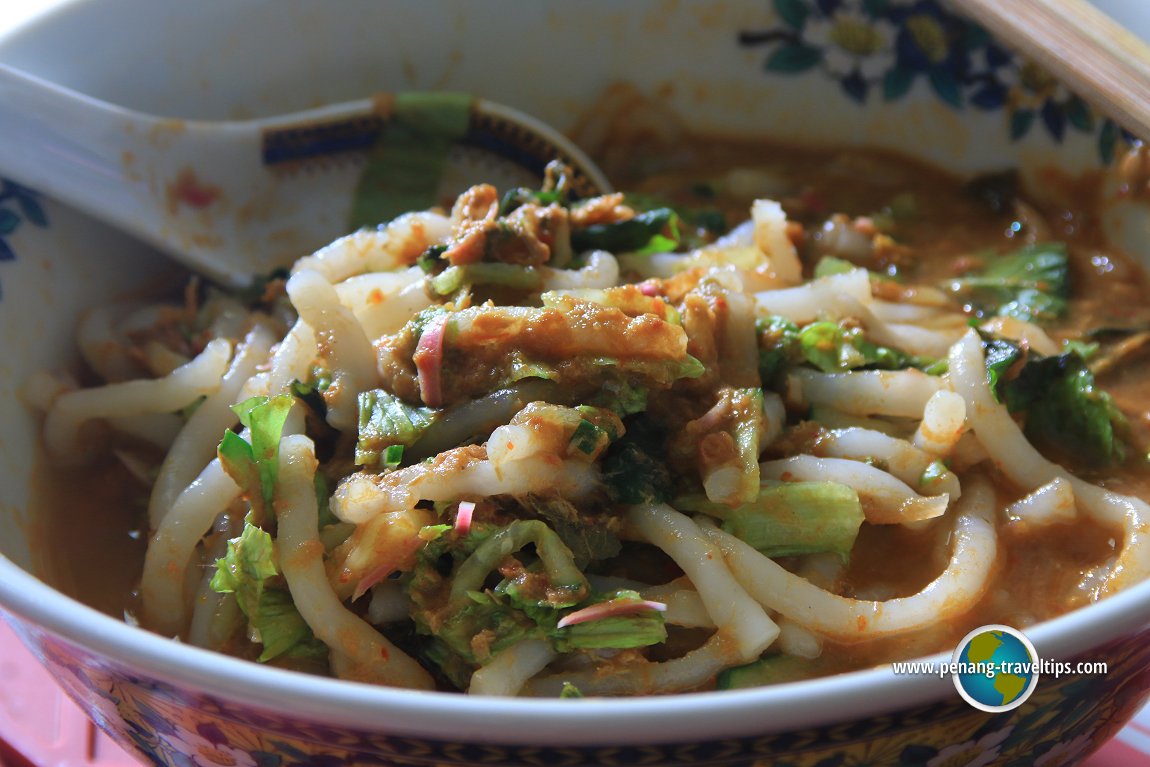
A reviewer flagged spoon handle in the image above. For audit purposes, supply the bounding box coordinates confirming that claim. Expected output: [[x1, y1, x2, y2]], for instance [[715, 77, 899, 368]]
[[0, 63, 610, 285], [956, 0, 1150, 140], [0, 63, 368, 284]]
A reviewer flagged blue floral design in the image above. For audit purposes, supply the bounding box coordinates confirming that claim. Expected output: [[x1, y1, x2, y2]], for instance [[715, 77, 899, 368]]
[[739, 0, 901, 104], [885, 0, 981, 107], [0, 179, 47, 298], [1100, 118, 1140, 165], [739, 0, 1136, 162]]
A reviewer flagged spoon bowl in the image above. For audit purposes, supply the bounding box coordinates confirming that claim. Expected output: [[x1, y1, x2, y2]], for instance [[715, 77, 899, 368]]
[[0, 63, 611, 286]]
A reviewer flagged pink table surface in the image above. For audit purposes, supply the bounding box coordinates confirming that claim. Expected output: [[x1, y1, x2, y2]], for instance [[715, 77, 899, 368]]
[[1, 618, 1147, 767]]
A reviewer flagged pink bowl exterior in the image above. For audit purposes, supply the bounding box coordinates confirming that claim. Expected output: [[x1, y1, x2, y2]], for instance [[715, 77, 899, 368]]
[[4, 608, 1149, 767]]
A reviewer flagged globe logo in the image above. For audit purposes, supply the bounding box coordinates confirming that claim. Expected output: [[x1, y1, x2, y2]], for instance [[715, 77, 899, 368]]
[[952, 625, 1040, 712]]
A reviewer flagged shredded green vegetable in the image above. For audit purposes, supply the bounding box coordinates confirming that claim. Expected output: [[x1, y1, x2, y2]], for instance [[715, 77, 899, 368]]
[[210, 519, 327, 663], [571, 208, 682, 254], [948, 243, 1070, 324], [217, 394, 295, 515], [981, 334, 1128, 469], [678, 481, 865, 563], [356, 389, 439, 467]]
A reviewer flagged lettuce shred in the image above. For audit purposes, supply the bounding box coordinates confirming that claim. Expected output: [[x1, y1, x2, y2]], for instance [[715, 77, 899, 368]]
[[209, 519, 327, 663], [217, 394, 294, 517], [983, 335, 1128, 469], [948, 243, 1070, 324], [356, 389, 439, 467]]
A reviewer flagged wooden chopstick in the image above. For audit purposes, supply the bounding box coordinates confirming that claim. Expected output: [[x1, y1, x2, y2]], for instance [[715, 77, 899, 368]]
[[957, 0, 1150, 141]]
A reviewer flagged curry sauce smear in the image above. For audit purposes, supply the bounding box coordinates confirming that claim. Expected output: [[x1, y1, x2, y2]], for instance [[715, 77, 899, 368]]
[[610, 134, 1150, 665], [30, 137, 1150, 683]]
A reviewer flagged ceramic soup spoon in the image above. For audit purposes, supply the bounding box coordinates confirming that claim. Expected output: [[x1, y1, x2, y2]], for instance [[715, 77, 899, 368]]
[[0, 62, 611, 287]]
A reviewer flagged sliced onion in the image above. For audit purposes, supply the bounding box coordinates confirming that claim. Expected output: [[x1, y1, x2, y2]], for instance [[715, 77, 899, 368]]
[[352, 563, 394, 602], [455, 500, 476, 536], [414, 315, 447, 407], [556, 597, 667, 629]]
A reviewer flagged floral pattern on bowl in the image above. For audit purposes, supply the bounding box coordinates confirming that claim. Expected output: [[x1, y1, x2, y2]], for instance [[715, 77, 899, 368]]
[[0, 179, 46, 296], [737, 0, 1136, 160], [12, 616, 1150, 767]]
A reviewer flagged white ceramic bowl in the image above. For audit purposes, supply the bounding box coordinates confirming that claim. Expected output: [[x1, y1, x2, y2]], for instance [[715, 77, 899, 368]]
[[2, 2, 1150, 766]]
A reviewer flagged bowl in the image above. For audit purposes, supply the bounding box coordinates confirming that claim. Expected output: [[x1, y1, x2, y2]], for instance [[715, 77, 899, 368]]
[[3, 2, 1150, 766]]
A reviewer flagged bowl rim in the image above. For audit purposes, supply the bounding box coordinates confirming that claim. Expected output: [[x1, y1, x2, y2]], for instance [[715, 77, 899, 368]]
[[3, 548, 1150, 747], [4, 0, 1150, 750]]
